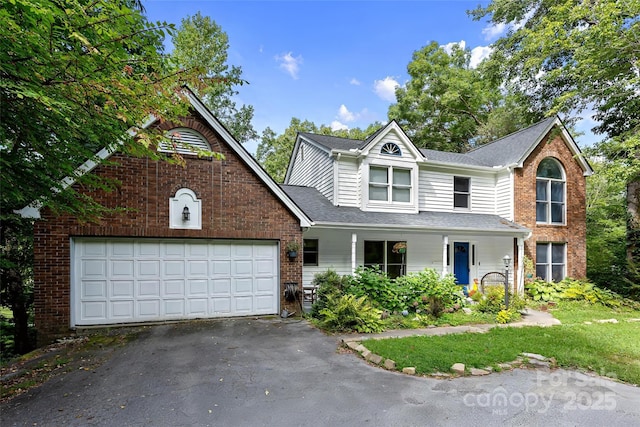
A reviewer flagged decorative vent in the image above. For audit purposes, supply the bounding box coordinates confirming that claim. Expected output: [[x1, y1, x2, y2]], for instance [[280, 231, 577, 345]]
[[381, 142, 401, 156], [159, 127, 211, 155]]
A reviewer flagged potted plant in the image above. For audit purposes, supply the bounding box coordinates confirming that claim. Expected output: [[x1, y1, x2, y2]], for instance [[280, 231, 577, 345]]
[[392, 241, 407, 254], [285, 240, 300, 259]]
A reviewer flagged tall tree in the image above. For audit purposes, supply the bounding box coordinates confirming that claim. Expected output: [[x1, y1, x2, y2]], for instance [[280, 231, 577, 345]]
[[472, 0, 640, 289], [388, 41, 538, 152], [256, 119, 381, 183], [170, 12, 257, 144], [0, 0, 206, 353]]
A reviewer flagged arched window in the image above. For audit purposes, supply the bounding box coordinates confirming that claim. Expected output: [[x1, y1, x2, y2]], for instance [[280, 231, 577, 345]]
[[380, 142, 401, 156], [159, 128, 211, 155], [536, 158, 565, 224]]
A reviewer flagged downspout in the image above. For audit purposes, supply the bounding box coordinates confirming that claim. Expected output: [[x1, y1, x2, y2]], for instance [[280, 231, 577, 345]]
[[517, 237, 525, 295]]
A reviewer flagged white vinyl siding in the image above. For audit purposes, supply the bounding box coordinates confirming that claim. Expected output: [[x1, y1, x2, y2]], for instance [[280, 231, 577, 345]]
[[336, 158, 360, 207], [495, 171, 512, 219], [471, 175, 496, 214], [418, 170, 453, 211], [288, 142, 334, 201]]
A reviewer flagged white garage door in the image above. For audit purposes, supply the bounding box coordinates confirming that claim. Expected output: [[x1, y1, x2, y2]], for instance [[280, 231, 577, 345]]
[[72, 238, 279, 326]]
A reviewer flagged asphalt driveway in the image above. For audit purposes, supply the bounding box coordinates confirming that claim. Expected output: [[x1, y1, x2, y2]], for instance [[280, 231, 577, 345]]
[[2, 318, 640, 426]]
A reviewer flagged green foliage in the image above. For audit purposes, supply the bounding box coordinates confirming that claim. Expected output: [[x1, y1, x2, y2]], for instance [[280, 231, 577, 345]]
[[309, 270, 351, 318], [394, 269, 462, 318], [388, 41, 539, 151], [318, 294, 384, 333], [475, 286, 522, 323], [346, 266, 404, 313], [170, 12, 257, 144], [525, 280, 566, 303]]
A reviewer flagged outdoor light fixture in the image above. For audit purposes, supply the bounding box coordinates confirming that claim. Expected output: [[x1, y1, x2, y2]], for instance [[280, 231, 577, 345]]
[[503, 255, 511, 309], [182, 205, 190, 222]]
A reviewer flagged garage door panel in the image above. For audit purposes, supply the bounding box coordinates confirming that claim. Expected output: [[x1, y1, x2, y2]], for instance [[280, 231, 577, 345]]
[[73, 239, 279, 326], [111, 260, 134, 277], [82, 260, 106, 278], [164, 280, 185, 296], [110, 301, 134, 319], [138, 300, 160, 318], [139, 261, 160, 277], [164, 300, 185, 316], [110, 281, 134, 298], [138, 281, 160, 297], [212, 278, 231, 295]]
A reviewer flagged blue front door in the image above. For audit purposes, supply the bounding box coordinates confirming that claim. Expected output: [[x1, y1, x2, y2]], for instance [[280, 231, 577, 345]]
[[454, 242, 469, 285]]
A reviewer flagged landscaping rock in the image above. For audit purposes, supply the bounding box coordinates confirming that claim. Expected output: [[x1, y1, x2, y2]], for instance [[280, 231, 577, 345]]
[[627, 318, 640, 323], [527, 359, 551, 369], [596, 318, 618, 324], [367, 353, 383, 365], [522, 352, 548, 361], [344, 341, 360, 351], [384, 359, 396, 370], [462, 308, 472, 315], [431, 372, 452, 378], [451, 363, 465, 375], [498, 363, 512, 370], [402, 367, 416, 375], [361, 349, 371, 359], [584, 321, 593, 325], [355, 344, 367, 353], [470, 368, 490, 376]]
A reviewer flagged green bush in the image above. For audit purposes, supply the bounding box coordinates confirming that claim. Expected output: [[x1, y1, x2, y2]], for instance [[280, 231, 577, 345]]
[[525, 279, 566, 302], [318, 294, 384, 333], [310, 270, 351, 318], [395, 269, 462, 318], [476, 286, 523, 323], [346, 266, 404, 313], [525, 277, 638, 308]]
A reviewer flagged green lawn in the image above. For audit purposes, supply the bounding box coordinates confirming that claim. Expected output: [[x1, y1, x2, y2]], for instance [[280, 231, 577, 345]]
[[363, 301, 640, 384]]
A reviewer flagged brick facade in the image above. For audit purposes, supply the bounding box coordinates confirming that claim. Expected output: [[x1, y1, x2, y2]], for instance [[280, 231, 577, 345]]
[[514, 130, 588, 280], [33, 112, 303, 344]]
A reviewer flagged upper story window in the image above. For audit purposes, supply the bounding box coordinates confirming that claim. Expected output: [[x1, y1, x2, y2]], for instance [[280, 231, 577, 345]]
[[454, 176, 470, 209], [369, 166, 411, 203], [536, 158, 565, 224], [381, 143, 401, 156], [160, 128, 211, 155]]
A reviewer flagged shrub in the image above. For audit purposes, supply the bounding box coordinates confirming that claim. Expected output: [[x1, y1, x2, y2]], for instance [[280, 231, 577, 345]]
[[346, 266, 404, 313], [395, 269, 462, 318], [525, 277, 638, 308], [525, 279, 566, 302], [310, 270, 351, 318], [318, 294, 384, 333]]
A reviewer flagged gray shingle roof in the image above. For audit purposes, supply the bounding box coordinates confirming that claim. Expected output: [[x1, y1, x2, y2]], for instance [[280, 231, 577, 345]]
[[298, 132, 365, 151], [282, 185, 530, 234], [298, 117, 558, 168]]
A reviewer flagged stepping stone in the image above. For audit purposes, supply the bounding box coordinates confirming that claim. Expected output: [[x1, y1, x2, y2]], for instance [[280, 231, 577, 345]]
[[402, 367, 416, 375], [522, 352, 547, 361], [596, 318, 618, 324], [451, 363, 465, 375], [470, 368, 490, 376]]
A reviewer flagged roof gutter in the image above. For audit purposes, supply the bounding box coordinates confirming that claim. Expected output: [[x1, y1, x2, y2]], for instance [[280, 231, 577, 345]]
[[308, 221, 531, 236]]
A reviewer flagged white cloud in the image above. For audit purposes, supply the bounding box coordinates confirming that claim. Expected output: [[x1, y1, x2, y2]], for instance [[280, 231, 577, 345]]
[[275, 52, 303, 79], [350, 78, 361, 86], [469, 45, 493, 68], [373, 77, 399, 102], [330, 120, 348, 131], [441, 40, 466, 54], [482, 22, 507, 40], [338, 104, 356, 122]]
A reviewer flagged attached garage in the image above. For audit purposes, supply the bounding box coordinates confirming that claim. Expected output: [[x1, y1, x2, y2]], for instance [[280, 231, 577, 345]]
[[72, 238, 279, 326]]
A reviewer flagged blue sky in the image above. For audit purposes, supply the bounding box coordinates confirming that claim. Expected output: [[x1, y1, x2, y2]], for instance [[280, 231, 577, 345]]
[[144, 0, 598, 153]]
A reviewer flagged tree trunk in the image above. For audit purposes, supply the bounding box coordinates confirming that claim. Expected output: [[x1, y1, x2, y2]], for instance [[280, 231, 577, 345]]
[[5, 269, 34, 354], [628, 179, 640, 266]]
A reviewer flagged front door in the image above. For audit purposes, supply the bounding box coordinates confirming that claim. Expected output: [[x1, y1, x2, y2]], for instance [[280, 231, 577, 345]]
[[453, 242, 469, 285]]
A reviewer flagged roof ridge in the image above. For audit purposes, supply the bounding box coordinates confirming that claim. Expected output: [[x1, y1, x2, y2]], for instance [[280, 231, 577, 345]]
[[466, 116, 555, 154]]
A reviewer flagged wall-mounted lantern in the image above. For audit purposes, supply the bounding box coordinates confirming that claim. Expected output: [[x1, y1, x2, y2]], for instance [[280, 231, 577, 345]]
[[182, 205, 190, 222]]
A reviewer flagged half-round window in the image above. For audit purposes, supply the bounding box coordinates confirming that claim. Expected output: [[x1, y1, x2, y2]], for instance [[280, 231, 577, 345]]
[[381, 142, 401, 156], [159, 127, 211, 155], [536, 158, 565, 224]]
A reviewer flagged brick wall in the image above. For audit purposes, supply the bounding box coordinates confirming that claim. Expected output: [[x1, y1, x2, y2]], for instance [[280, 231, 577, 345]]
[[34, 113, 303, 343], [514, 130, 588, 280]]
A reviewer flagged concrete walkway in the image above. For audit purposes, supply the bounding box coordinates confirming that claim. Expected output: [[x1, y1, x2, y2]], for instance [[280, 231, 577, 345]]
[[341, 308, 561, 343]]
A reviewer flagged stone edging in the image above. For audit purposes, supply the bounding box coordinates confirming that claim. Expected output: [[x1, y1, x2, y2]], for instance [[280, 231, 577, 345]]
[[342, 339, 557, 378]]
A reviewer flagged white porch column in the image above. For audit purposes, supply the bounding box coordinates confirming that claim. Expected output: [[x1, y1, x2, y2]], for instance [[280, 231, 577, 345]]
[[517, 237, 525, 295], [351, 233, 357, 275], [442, 235, 449, 277]]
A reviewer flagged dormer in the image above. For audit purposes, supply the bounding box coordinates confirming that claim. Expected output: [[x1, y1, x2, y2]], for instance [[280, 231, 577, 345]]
[[358, 121, 422, 214]]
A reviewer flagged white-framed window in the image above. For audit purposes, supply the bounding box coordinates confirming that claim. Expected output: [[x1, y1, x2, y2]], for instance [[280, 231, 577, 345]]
[[381, 142, 401, 156], [536, 158, 565, 224], [368, 166, 411, 203], [536, 242, 566, 282], [364, 240, 407, 279], [454, 176, 470, 209], [303, 239, 318, 266]]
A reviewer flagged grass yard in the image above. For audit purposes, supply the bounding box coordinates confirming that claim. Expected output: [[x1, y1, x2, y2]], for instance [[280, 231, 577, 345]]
[[363, 301, 640, 385]]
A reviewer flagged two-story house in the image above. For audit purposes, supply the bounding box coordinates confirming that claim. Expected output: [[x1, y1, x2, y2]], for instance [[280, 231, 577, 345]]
[[282, 117, 593, 293]]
